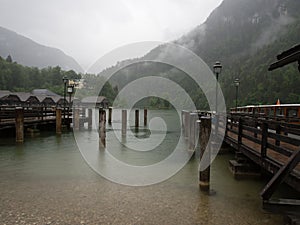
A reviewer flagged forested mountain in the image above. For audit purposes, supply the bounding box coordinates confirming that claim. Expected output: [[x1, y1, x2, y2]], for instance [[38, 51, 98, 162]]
[[97, 0, 300, 109], [0, 26, 83, 73]]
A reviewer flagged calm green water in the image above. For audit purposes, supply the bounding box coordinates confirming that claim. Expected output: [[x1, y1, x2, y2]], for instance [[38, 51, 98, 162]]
[[0, 110, 293, 224]]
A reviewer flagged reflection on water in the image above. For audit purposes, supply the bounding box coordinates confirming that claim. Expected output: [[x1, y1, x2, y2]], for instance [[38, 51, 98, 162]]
[[0, 110, 292, 224]]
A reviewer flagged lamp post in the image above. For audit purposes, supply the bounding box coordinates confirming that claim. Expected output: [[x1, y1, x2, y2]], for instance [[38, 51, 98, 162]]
[[213, 61, 222, 114], [62, 76, 69, 124], [67, 84, 74, 119], [234, 78, 240, 111]]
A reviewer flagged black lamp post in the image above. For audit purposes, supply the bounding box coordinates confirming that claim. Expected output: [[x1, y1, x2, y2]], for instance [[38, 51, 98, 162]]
[[234, 78, 240, 111], [67, 84, 74, 116], [62, 76, 69, 124], [213, 61, 222, 114]]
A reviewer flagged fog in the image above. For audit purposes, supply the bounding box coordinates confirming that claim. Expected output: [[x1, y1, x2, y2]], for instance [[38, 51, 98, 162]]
[[0, 0, 222, 70]]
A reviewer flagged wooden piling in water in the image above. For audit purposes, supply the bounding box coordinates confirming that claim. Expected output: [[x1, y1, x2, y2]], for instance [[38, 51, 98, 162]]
[[99, 108, 106, 148], [198, 116, 211, 192], [135, 109, 139, 128], [122, 109, 127, 136], [74, 108, 80, 131], [108, 107, 112, 124], [88, 108, 92, 130], [56, 108, 62, 134], [144, 108, 147, 126], [189, 113, 198, 150], [15, 107, 24, 143]]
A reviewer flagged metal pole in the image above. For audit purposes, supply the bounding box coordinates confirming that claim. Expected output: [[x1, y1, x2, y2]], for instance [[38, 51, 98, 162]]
[[215, 72, 219, 114], [235, 85, 238, 110], [63, 82, 66, 124]]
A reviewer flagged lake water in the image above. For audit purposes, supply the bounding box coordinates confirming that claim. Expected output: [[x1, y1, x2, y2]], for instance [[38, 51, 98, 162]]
[[0, 109, 294, 224]]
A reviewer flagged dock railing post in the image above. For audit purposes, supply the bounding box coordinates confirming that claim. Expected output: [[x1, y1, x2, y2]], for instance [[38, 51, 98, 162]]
[[198, 116, 211, 192], [261, 122, 268, 159], [56, 107, 62, 134], [275, 124, 281, 146], [238, 117, 243, 151], [15, 107, 24, 143]]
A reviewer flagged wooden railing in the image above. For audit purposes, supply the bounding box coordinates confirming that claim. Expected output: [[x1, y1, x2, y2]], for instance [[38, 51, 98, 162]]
[[225, 113, 300, 191]]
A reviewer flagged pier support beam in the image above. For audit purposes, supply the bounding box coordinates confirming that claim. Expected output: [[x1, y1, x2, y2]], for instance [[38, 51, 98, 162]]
[[198, 116, 211, 192], [99, 108, 106, 148], [122, 110, 127, 136], [15, 107, 24, 143], [88, 108, 92, 130], [144, 108, 147, 126], [56, 108, 62, 134], [108, 107, 112, 124]]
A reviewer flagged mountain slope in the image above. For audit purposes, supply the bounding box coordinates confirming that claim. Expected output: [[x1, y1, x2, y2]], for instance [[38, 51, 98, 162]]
[[0, 26, 83, 72], [97, 0, 300, 109]]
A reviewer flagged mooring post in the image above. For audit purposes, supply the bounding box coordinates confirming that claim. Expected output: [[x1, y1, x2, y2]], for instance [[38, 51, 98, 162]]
[[88, 108, 92, 130], [56, 107, 62, 134], [184, 111, 190, 139], [122, 109, 127, 136], [15, 107, 24, 143], [74, 108, 80, 131], [144, 108, 147, 126], [108, 107, 112, 124], [99, 108, 106, 148], [198, 116, 211, 192], [189, 113, 198, 150], [135, 109, 139, 128], [238, 117, 243, 151]]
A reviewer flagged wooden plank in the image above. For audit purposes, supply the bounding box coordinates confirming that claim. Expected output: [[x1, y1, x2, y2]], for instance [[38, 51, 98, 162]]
[[268, 132, 300, 146], [260, 149, 300, 200]]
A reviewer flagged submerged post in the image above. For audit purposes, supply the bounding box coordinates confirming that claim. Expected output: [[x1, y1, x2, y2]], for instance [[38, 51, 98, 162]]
[[108, 107, 112, 124], [15, 107, 24, 143], [56, 108, 62, 134], [189, 113, 198, 150], [135, 109, 139, 128], [99, 108, 106, 148], [88, 108, 92, 130], [122, 109, 127, 136], [74, 108, 80, 131], [198, 116, 212, 192], [144, 108, 148, 126]]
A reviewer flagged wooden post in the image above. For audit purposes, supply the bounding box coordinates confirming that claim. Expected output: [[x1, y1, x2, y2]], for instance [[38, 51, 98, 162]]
[[108, 107, 112, 124], [74, 108, 80, 131], [99, 108, 106, 148], [275, 124, 281, 146], [15, 107, 24, 143], [199, 116, 211, 192], [88, 108, 92, 130], [254, 120, 258, 138], [189, 113, 198, 150], [122, 110, 127, 136], [238, 117, 243, 151], [184, 111, 190, 139], [144, 108, 147, 126], [56, 108, 62, 134], [135, 109, 139, 128], [261, 122, 268, 159]]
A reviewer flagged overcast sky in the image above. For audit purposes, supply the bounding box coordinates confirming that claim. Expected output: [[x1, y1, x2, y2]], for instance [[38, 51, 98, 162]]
[[0, 0, 222, 70]]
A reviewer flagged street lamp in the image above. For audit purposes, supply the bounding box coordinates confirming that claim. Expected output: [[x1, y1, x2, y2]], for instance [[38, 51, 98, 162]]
[[213, 61, 222, 114], [234, 78, 240, 111], [62, 76, 69, 124], [67, 84, 74, 119]]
